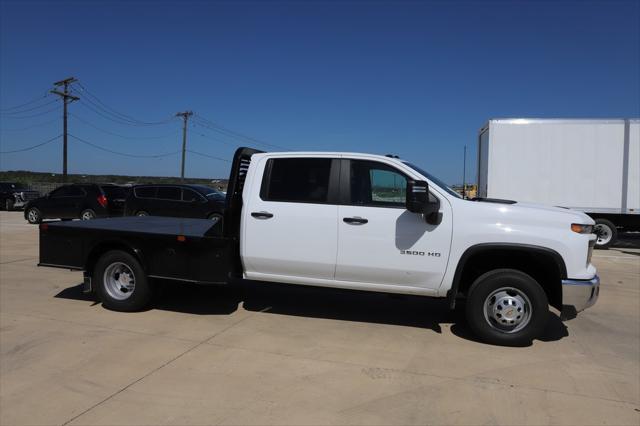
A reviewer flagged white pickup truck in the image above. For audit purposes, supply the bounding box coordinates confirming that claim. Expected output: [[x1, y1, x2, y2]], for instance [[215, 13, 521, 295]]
[[38, 148, 600, 346]]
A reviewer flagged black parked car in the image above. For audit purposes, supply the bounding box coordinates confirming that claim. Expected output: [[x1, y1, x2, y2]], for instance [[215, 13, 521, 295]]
[[24, 184, 129, 224], [0, 182, 40, 211], [124, 184, 226, 221]]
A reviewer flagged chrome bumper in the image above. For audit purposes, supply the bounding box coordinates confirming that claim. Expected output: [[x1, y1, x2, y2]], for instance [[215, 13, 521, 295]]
[[561, 275, 600, 320]]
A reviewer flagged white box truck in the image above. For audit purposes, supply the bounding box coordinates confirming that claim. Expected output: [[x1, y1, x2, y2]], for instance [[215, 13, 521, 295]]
[[477, 118, 639, 248]]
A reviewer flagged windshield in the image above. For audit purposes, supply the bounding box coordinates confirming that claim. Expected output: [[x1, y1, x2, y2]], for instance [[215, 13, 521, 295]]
[[403, 162, 462, 199]]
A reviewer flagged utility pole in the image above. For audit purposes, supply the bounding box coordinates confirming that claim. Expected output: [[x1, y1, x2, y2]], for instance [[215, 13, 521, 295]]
[[51, 77, 79, 182], [176, 111, 193, 181], [462, 145, 467, 198]]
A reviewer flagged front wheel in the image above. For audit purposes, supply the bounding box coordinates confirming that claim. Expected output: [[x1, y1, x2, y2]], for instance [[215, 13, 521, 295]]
[[80, 209, 96, 220], [26, 207, 42, 224], [136, 210, 149, 217], [94, 250, 151, 311], [593, 218, 617, 249], [207, 213, 223, 224], [465, 269, 548, 346]]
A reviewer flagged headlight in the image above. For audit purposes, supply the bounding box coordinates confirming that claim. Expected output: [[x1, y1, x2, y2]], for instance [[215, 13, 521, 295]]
[[571, 224, 593, 234]]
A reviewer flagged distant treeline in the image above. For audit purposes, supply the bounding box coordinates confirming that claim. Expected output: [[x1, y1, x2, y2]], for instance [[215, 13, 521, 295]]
[[0, 170, 228, 188]]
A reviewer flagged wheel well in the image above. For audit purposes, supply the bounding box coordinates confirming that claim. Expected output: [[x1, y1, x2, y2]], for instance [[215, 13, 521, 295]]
[[453, 246, 564, 311], [85, 242, 145, 276]]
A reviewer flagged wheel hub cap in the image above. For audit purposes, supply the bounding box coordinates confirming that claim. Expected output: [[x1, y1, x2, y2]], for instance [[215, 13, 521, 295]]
[[104, 262, 135, 300], [594, 224, 611, 245], [484, 287, 532, 333]]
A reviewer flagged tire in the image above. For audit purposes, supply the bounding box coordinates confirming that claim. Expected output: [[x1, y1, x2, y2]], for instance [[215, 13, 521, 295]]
[[94, 250, 151, 311], [80, 209, 96, 220], [465, 269, 549, 346], [593, 218, 617, 249], [26, 207, 42, 224], [5, 199, 14, 211], [136, 210, 149, 217], [207, 213, 223, 224]]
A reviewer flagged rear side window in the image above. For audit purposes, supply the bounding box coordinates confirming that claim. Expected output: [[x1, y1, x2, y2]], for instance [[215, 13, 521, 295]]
[[134, 186, 156, 198], [157, 187, 181, 200], [261, 158, 332, 203]]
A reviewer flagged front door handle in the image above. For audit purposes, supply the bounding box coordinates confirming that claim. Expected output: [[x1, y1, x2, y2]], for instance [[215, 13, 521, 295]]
[[251, 211, 274, 219], [343, 216, 368, 225]]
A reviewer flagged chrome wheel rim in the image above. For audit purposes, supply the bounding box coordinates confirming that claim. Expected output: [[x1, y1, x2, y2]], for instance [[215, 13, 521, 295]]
[[103, 262, 135, 300], [483, 287, 532, 333], [81, 211, 95, 220], [594, 224, 612, 246], [28, 209, 39, 223], [136, 211, 148, 217]]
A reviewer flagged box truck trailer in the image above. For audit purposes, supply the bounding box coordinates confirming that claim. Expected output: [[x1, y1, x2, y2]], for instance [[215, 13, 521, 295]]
[[477, 118, 639, 248]]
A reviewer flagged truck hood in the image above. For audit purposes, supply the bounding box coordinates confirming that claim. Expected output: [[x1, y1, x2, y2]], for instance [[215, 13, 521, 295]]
[[466, 198, 595, 226], [513, 202, 594, 224], [469, 199, 595, 225]]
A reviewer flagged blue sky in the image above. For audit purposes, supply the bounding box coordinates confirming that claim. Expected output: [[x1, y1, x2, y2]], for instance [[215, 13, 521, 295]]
[[1, 0, 639, 184]]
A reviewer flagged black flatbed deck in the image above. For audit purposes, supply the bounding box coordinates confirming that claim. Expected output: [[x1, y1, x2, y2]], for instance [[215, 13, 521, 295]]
[[40, 216, 233, 284]]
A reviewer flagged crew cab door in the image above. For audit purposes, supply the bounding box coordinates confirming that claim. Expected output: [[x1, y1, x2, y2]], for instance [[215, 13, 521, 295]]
[[335, 159, 452, 290], [242, 156, 340, 281]]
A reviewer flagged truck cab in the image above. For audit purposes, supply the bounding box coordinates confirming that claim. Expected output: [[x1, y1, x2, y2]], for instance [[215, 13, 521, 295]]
[[38, 148, 600, 346]]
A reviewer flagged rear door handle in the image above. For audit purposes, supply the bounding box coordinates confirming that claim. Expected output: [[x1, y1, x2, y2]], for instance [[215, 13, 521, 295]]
[[343, 217, 368, 225], [251, 211, 274, 219]]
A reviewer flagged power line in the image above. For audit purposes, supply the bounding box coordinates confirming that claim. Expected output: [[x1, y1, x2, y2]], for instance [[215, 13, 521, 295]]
[[187, 149, 232, 163], [191, 122, 240, 148], [0, 92, 50, 112], [0, 98, 59, 115], [0, 134, 62, 154], [72, 82, 175, 126], [193, 113, 288, 150], [70, 112, 179, 140], [77, 98, 176, 128], [2, 104, 62, 119], [69, 133, 180, 158], [0, 117, 59, 132]]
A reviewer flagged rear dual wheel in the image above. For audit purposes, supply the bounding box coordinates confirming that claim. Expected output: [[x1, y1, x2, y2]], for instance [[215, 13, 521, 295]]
[[465, 269, 548, 346], [593, 218, 617, 249], [94, 250, 152, 311]]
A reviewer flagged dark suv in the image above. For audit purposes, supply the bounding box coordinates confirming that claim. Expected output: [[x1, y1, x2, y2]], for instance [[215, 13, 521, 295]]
[[24, 184, 129, 224], [0, 182, 40, 211], [124, 184, 226, 221]]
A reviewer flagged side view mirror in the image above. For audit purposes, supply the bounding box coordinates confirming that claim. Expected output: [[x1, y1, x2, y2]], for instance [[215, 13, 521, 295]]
[[406, 180, 441, 225]]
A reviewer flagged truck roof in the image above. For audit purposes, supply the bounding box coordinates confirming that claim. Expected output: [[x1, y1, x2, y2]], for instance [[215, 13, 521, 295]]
[[254, 151, 407, 163]]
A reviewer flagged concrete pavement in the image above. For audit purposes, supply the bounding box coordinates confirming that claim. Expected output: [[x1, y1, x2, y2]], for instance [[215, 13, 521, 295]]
[[0, 211, 638, 425]]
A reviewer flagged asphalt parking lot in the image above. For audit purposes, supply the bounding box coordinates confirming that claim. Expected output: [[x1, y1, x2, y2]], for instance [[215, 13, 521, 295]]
[[0, 211, 639, 425]]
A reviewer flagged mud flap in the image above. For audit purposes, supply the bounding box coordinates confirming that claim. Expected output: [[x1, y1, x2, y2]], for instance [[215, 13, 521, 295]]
[[83, 272, 92, 294]]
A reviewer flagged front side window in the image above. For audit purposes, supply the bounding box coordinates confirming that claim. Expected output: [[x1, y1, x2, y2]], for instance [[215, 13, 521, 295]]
[[49, 187, 67, 198], [350, 160, 407, 207], [262, 158, 332, 203], [182, 189, 203, 202], [157, 187, 181, 201], [67, 186, 86, 197], [51, 186, 84, 197]]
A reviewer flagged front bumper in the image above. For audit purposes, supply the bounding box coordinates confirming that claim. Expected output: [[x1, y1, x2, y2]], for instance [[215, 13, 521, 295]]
[[561, 275, 600, 320]]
